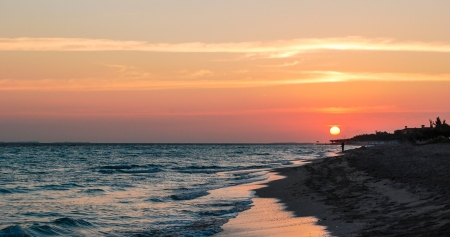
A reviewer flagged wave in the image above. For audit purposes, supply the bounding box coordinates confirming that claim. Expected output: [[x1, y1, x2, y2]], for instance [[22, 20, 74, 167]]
[[0, 188, 13, 194], [278, 160, 294, 165], [97, 164, 162, 174], [177, 164, 273, 174], [0, 225, 31, 237], [37, 183, 84, 191], [210, 199, 253, 208], [0, 187, 32, 194], [0, 218, 95, 237], [53, 217, 93, 227], [177, 169, 224, 174], [23, 212, 62, 218], [120, 168, 161, 174], [226, 171, 269, 186], [230, 169, 268, 179], [176, 165, 227, 174], [184, 165, 223, 170], [9, 218, 95, 237], [146, 197, 167, 202], [238, 165, 268, 170], [174, 165, 230, 174], [29, 224, 63, 236], [142, 217, 228, 237], [99, 165, 138, 170], [198, 204, 252, 217], [170, 189, 210, 201], [82, 188, 105, 194], [249, 152, 271, 156]]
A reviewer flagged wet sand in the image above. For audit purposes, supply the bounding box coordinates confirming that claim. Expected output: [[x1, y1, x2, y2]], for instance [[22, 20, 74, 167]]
[[214, 171, 332, 237], [220, 143, 450, 236], [216, 197, 329, 237]]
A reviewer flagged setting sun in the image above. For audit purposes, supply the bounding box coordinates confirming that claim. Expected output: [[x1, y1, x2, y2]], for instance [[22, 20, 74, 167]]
[[330, 126, 341, 135]]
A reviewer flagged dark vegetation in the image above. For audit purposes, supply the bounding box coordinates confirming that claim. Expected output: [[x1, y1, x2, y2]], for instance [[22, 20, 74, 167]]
[[351, 131, 402, 142], [415, 117, 450, 141], [331, 117, 450, 144]]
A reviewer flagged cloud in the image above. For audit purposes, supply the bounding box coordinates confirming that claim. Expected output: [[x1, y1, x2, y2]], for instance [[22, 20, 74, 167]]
[[260, 60, 300, 68], [314, 106, 398, 113], [2, 37, 450, 56], [98, 63, 151, 79], [314, 106, 450, 114], [302, 71, 450, 82], [1, 71, 450, 91], [190, 70, 213, 77]]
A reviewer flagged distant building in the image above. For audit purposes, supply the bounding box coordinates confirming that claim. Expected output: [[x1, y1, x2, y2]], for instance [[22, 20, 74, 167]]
[[394, 125, 430, 135]]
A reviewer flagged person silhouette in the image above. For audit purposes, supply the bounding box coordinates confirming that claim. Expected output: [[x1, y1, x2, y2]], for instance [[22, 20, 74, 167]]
[[341, 142, 344, 152]]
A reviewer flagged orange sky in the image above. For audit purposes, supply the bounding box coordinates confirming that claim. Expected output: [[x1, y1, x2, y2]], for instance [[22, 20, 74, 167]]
[[1, 1, 450, 142]]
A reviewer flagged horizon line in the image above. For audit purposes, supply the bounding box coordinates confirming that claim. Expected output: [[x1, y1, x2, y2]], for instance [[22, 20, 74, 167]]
[[0, 141, 317, 145]]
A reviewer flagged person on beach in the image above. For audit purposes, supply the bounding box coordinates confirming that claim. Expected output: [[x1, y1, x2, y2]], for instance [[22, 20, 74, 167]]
[[341, 142, 344, 152]]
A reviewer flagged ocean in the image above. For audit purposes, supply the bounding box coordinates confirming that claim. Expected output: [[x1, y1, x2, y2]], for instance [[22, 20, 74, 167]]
[[0, 144, 352, 237]]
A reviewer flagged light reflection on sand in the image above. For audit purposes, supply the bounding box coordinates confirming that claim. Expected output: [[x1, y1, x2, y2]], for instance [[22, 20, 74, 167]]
[[211, 172, 331, 237]]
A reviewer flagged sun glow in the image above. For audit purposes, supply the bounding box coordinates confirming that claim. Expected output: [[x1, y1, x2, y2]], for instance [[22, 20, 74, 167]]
[[330, 126, 341, 135]]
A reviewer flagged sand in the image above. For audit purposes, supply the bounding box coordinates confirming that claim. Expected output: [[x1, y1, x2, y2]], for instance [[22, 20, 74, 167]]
[[219, 143, 450, 237], [214, 171, 332, 237]]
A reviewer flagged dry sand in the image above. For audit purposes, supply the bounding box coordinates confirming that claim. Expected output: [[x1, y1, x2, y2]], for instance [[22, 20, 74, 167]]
[[219, 143, 450, 237]]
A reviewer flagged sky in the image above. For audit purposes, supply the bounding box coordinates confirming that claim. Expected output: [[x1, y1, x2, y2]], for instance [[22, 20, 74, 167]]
[[1, 0, 450, 143]]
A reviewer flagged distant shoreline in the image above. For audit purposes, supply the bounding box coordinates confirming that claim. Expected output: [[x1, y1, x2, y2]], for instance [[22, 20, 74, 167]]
[[315, 141, 373, 146]]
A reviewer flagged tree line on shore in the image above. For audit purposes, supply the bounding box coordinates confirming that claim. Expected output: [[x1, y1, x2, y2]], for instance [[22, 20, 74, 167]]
[[342, 117, 450, 144]]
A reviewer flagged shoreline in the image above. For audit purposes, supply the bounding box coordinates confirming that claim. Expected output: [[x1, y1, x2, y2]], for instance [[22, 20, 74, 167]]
[[219, 143, 450, 236], [215, 171, 332, 237]]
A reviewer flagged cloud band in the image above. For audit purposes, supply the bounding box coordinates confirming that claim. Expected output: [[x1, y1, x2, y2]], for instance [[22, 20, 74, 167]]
[[2, 37, 450, 54]]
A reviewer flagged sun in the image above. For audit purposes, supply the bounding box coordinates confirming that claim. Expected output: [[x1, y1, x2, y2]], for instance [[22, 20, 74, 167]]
[[330, 126, 341, 135]]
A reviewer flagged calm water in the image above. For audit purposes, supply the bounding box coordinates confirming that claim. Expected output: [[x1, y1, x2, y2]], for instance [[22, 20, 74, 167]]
[[0, 144, 351, 236]]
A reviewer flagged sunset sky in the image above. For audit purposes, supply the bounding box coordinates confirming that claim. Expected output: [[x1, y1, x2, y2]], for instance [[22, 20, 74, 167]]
[[2, 1, 450, 143]]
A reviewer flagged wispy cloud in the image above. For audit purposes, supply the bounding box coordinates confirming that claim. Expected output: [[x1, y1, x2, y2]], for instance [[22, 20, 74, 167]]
[[4, 105, 441, 118], [260, 61, 300, 68], [1, 71, 450, 91], [314, 106, 397, 114], [0, 77, 330, 91], [190, 70, 213, 77], [98, 63, 151, 79], [2, 37, 450, 56], [301, 71, 450, 82], [314, 106, 450, 114]]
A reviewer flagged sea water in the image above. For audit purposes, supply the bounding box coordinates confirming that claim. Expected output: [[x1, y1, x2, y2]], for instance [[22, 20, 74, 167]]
[[0, 144, 351, 236]]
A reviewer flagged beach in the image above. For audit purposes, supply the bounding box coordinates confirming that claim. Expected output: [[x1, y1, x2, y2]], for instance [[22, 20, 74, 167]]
[[219, 143, 450, 236]]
